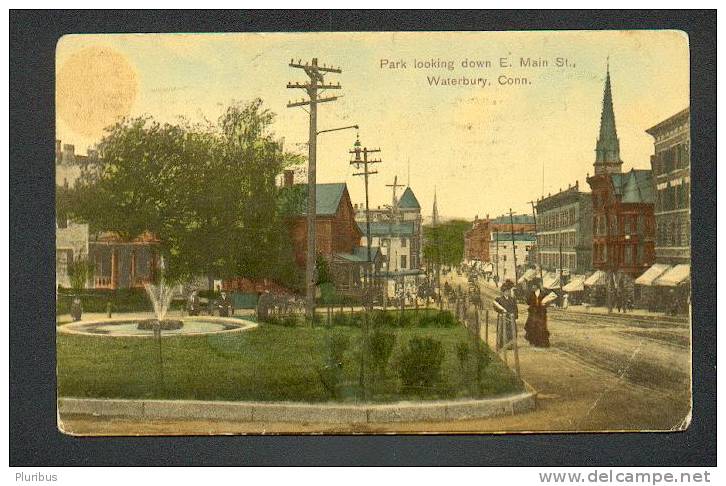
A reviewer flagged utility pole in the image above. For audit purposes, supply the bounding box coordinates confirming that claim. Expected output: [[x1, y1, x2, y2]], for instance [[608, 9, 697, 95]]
[[495, 229, 500, 282], [350, 136, 381, 269], [287, 58, 342, 321], [528, 200, 544, 284], [509, 209, 519, 286], [351, 136, 381, 402]]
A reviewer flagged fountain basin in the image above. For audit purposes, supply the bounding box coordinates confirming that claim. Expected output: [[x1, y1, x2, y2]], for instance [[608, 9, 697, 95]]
[[58, 316, 257, 338]]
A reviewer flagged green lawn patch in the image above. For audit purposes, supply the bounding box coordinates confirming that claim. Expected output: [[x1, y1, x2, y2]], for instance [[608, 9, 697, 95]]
[[57, 314, 522, 403]]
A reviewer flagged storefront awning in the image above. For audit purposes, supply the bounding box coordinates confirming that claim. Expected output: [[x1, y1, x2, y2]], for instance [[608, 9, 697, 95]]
[[542, 272, 561, 290], [517, 268, 537, 284], [562, 275, 586, 293], [584, 270, 608, 287], [654, 264, 690, 287], [634, 263, 672, 286]]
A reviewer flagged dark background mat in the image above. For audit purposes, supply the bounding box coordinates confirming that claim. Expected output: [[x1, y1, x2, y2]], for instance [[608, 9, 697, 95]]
[[9, 9, 716, 466]]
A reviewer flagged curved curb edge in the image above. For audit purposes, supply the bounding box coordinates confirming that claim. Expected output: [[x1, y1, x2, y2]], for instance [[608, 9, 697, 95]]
[[58, 392, 536, 424]]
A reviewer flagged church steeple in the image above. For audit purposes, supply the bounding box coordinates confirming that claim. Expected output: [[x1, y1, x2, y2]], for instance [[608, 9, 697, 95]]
[[432, 187, 439, 227], [594, 61, 623, 175]]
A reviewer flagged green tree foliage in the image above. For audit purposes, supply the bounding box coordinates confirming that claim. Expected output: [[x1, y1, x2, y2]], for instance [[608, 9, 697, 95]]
[[422, 219, 470, 267], [66, 255, 94, 292], [367, 330, 396, 381], [63, 99, 304, 289], [397, 337, 445, 393]]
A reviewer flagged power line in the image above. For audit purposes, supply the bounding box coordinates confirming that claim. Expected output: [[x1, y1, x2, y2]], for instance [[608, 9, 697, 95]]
[[287, 57, 342, 321]]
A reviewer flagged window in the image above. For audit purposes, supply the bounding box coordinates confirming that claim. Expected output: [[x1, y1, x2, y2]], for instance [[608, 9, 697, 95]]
[[400, 255, 407, 269], [401, 238, 407, 247]]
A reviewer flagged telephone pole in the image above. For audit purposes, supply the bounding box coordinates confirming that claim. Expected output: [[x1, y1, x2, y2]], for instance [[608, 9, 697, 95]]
[[509, 209, 519, 286], [350, 136, 381, 401], [287, 58, 342, 320], [528, 200, 545, 285]]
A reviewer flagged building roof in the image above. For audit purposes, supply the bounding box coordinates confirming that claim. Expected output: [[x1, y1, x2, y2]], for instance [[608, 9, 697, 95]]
[[357, 221, 415, 237], [335, 246, 381, 263], [645, 107, 690, 136], [279, 183, 348, 217], [491, 214, 534, 225], [398, 187, 420, 210], [611, 169, 655, 204], [491, 232, 536, 242]]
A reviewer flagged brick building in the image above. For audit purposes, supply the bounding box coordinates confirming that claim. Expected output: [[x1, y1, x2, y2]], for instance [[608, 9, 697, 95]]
[[464, 214, 535, 264], [282, 179, 381, 295], [535, 182, 593, 275], [586, 66, 656, 280]]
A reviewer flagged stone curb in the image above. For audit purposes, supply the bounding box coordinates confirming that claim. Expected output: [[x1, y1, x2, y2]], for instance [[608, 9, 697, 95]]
[[58, 392, 536, 424]]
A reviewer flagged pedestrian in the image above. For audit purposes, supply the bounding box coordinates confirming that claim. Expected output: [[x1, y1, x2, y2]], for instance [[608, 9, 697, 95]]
[[70, 296, 83, 322], [187, 290, 201, 316], [493, 279, 518, 351], [524, 280, 556, 348]]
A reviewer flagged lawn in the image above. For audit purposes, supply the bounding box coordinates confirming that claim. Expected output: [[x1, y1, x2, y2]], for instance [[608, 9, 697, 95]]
[[57, 313, 522, 403]]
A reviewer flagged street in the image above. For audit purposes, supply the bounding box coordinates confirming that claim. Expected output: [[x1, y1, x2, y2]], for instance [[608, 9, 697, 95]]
[[442, 270, 692, 432]]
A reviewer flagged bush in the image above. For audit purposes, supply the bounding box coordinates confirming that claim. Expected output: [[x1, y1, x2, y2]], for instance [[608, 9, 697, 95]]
[[397, 337, 445, 393], [456, 341, 471, 375], [318, 330, 351, 399], [417, 310, 457, 328], [56, 288, 155, 314], [367, 331, 396, 380]]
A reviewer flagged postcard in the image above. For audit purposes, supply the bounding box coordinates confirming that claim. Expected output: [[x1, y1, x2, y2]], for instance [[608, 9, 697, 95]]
[[55, 30, 691, 435]]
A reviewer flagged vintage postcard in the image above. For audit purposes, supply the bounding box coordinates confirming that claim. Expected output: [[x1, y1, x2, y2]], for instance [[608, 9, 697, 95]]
[[55, 30, 691, 435]]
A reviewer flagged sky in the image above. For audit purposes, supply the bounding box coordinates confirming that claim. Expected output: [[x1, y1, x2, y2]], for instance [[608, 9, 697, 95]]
[[56, 31, 689, 221]]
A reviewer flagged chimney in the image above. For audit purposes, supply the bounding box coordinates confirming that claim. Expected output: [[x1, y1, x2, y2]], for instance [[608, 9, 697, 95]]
[[62, 144, 75, 164], [283, 169, 294, 188], [55, 140, 62, 163]]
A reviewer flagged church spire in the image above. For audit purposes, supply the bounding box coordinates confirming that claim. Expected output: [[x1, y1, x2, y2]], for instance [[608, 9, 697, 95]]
[[594, 60, 623, 175], [432, 186, 439, 227]]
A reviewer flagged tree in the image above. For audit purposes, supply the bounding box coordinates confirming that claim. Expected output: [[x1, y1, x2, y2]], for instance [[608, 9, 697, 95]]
[[64, 99, 303, 289], [66, 254, 94, 293], [422, 219, 470, 268]]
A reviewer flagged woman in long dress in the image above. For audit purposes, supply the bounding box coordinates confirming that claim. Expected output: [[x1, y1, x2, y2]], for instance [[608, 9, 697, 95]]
[[524, 282, 556, 347]]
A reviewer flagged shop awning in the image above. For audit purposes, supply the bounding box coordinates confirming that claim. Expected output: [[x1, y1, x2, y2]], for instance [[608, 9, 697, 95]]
[[654, 264, 690, 287], [634, 263, 672, 286], [517, 268, 537, 284], [584, 270, 608, 287], [542, 272, 561, 290], [562, 275, 586, 293]]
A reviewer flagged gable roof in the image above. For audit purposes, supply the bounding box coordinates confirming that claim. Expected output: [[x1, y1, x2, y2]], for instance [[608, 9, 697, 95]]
[[279, 183, 348, 217], [398, 187, 420, 210]]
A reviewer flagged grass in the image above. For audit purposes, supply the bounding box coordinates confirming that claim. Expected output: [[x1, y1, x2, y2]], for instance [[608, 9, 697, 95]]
[[57, 315, 522, 403]]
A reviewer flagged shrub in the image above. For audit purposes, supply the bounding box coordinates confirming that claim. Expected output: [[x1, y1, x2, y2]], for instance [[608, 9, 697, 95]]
[[416, 310, 457, 328], [456, 341, 470, 375], [367, 331, 396, 380], [318, 330, 351, 399], [397, 337, 445, 393], [281, 315, 299, 327]]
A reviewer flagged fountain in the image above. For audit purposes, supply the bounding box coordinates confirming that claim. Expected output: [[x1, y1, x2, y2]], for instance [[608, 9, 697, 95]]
[[58, 255, 257, 338], [137, 257, 183, 331]]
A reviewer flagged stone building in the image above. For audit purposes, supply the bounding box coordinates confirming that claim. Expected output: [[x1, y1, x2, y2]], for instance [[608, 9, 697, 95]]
[[56, 221, 160, 290], [55, 140, 99, 188], [489, 231, 537, 283], [535, 182, 593, 275], [586, 66, 656, 279], [645, 108, 691, 265]]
